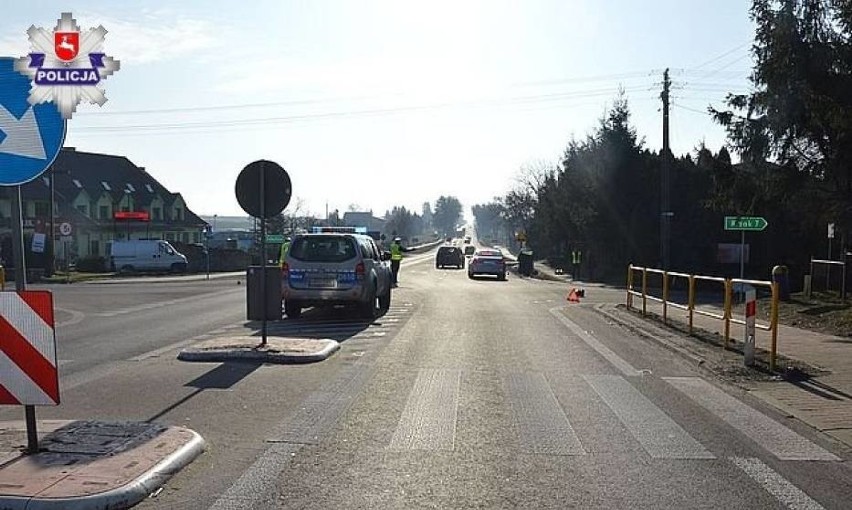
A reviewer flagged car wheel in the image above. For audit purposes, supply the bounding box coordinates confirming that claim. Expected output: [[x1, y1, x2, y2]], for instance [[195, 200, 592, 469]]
[[379, 285, 391, 313], [498, 272, 507, 281], [468, 272, 474, 279], [284, 301, 302, 319], [359, 285, 379, 320]]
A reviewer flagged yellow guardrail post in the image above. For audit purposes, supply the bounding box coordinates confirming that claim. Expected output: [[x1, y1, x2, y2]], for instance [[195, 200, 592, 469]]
[[723, 278, 732, 349], [688, 274, 695, 334], [627, 265, 633, 309], [770, 281, 779, 372], [642, 267, 648, 316], [662, 271, 669, 324]]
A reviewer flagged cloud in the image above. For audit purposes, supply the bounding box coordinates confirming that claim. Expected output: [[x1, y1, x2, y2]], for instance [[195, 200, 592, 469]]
[[0, 11, 220, 65]]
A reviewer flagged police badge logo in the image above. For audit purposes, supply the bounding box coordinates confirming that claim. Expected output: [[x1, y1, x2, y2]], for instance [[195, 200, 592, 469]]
[[14, 12, 120, 119]]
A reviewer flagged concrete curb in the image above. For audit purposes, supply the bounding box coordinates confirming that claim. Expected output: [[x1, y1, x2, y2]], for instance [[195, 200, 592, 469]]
[[0, 428, 205, 510], [178, 340, 340, 364]]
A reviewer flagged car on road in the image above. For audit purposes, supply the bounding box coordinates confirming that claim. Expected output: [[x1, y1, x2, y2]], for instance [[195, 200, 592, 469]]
[[110, 239, 188, 273], [281, 231, 393, 319], [436, 246, 464, 269], [464, 245, 476, 256], [468, 249, 506, 280]]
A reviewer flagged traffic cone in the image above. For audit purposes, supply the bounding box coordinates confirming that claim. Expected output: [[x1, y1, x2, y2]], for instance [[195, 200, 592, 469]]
[[567, 288, 580, 303]]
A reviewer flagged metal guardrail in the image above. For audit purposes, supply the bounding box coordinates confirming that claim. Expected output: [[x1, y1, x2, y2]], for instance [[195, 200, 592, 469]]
[[626, 265, 780, 371]]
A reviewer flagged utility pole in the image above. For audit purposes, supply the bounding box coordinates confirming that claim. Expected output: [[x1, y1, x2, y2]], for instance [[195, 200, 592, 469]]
[[660, 68, 672, 270]]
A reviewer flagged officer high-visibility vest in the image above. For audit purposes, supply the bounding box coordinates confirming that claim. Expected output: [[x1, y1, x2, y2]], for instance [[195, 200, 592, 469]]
[[390, 243, 403, 261], [279, 241, 291, 267]]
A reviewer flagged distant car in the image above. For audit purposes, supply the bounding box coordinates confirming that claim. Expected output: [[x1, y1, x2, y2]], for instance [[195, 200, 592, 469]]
[[468, 249, 506, 280], [463, 237, 471, 244], [464, 245, 476, 256], [436, 246, 464, 269], [281, 232, 392, 319]]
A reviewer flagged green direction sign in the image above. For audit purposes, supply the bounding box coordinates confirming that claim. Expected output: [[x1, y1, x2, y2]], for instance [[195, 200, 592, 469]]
[[265, 234, 285, 243], [724, 216, 768, 231]]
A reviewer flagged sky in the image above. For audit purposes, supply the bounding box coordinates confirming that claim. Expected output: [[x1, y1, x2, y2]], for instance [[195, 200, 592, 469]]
[[0, 1, 756, 221]]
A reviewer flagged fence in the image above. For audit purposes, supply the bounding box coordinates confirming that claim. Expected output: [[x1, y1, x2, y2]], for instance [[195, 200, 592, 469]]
[[808, 258, 846, 299], [626, 265, 780, 370]]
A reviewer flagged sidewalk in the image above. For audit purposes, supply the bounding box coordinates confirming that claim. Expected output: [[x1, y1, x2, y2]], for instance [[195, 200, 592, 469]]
[[0, 420, 204, 509], [532, 260, 852, 450]]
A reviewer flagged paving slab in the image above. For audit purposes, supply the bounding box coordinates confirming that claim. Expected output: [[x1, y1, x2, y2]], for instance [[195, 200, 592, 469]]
[[178, 336, 340, 364], [0, 419, 205, 509]]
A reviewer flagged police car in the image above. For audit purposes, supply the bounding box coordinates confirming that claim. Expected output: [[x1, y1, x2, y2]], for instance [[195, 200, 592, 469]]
[[280, 227, 393, 319]]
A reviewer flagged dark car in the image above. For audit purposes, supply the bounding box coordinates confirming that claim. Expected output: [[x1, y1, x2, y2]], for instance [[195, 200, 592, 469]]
[[468, 249, 506, 280], [464, 245, 476, 256], [436, 246, 464, 269]]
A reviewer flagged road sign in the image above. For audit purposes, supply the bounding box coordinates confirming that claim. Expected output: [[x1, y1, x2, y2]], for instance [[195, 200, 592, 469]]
[[265, 234, 285, 243], [0, 291, 60, 405], [0, 57, 67, 186], [235, 160, 292, 219], [59, 222, 72, 236], [724, 216, 768, 231]]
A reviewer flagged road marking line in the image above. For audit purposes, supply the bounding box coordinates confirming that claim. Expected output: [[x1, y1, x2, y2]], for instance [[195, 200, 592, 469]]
[[549, 307, 640, 376], [664, 377, 839, 461], [389, 369, 461, 451], [730, 457, 825, 510], [505, 373, 585, 455], [584, 375, 715, 459], [54, 307, 86, 327]]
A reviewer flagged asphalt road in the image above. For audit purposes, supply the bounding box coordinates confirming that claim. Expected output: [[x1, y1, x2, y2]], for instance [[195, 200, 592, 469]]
[[1, 250, 850, 509]]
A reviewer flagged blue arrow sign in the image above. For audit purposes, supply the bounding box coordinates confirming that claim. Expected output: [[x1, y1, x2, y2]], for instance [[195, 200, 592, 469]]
[[0, 56, 66, 186]]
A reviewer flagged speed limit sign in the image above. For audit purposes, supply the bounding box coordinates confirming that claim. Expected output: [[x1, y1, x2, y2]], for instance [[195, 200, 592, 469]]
[[59, 222, 72, 236]]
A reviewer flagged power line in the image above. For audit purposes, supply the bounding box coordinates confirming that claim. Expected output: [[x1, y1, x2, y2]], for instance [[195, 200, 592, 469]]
[[687, 41, 751, 70], [78, 70, 659, 117], [72, 85, 658, 134]]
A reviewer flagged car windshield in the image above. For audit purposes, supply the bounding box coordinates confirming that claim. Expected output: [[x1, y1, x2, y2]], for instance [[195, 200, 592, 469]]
[[289, 236, 357, 262]]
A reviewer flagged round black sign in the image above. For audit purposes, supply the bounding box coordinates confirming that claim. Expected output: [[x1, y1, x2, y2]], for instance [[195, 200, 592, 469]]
[[234, 160, 292, 218]]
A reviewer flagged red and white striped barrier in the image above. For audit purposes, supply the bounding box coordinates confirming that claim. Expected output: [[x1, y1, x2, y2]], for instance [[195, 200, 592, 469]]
[[744, 286, 756, 366], [0, 291, 60, 405]]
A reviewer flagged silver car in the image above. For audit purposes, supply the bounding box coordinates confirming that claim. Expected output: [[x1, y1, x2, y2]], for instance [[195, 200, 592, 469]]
[[281, 232, 393, 319]]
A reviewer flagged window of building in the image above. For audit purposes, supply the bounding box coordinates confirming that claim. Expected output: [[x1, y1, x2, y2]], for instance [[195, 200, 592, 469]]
[[101, 181, 111, 191], [152, 207, 162, 220], [174, 207, 183, 221], [145, 184, 154, 193], [99, 205, 109, 219], [77, 204, 88, 216], [90, 240, 100, 256], [73, 179, 82, 188], [182, 232, 189, 243], [126, 183, 135, 192]]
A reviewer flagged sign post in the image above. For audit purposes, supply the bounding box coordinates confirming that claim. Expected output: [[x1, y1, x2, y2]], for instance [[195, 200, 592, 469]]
[[0, 57, 67, 454], [724, 216, 768, 282], [235, 160, 292, 346]]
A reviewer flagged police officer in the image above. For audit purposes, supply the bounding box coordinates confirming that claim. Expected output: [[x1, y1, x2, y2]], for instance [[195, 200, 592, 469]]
[[279, 236, 291, 268], [390, 237, 403, 287]]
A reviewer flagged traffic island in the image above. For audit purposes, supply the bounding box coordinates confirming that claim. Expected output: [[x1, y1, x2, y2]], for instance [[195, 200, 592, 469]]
[[0, 419, 205, 510], [177, 336, 340, 364]]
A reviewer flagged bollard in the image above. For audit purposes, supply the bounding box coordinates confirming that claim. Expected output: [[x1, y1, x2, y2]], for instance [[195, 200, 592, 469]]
[[662, 271, 669, 324], [723, 279, 732, 349], [642, 268, 648, 316], [744, 286, 756, 366], [627, 265, 633, 309], [687, 275, 695, 334]]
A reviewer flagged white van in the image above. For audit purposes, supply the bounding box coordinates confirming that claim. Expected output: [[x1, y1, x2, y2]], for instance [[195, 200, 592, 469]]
[[110, 240, 188, 273]]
